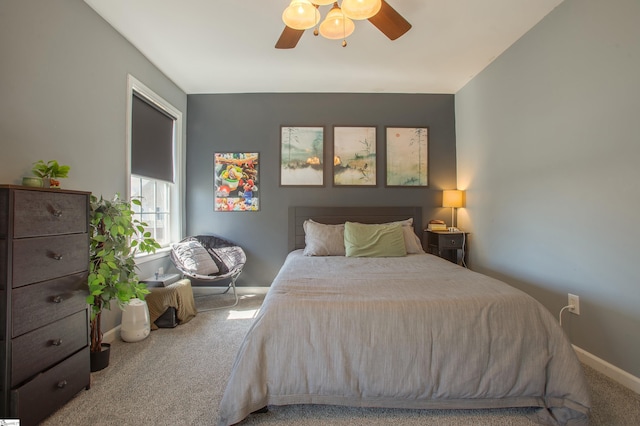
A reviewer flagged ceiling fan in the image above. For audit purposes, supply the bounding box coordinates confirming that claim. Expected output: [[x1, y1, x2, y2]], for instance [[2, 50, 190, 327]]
[[276, 0, 411, 49]]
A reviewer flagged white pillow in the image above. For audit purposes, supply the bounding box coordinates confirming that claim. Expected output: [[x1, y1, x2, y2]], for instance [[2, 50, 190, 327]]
[[386, 218, 425, 254], [171, 240, 219, 276], [303, 219, 346, 256], [402, 226, 424, 254]]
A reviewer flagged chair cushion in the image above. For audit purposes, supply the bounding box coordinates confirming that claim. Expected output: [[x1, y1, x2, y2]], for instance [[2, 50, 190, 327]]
[[171, 240, 219, 276]]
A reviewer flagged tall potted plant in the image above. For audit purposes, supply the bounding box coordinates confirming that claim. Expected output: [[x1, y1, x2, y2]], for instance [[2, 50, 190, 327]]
[[88, 194, 161, 371]]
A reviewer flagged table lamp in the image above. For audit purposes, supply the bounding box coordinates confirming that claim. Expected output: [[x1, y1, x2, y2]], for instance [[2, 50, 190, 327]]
[[442, 189, 464, 228]]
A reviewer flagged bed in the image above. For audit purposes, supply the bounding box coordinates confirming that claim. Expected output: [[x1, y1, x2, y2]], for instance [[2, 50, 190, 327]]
[[218, 207, 590, 425]]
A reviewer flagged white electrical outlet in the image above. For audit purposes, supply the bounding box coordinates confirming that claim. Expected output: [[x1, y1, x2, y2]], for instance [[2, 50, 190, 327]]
[[568, 293, 580, 315]]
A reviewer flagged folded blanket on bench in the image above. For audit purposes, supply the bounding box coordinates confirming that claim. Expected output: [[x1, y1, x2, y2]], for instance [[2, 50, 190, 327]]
[[147, 279, 197, 330]]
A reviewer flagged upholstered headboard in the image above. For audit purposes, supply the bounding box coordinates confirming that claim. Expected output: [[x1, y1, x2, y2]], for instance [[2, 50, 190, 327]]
[[288, 206, 422, 252]]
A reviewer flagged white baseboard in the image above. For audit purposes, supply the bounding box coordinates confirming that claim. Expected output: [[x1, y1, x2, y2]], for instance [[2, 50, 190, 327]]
[[236, 286, 270, 295], [191, 285, 270, 296], [573, 345, 640, 394], [103, 325, 120, 344]]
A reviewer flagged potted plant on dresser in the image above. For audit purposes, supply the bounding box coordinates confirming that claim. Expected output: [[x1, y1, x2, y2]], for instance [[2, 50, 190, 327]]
[[88, 194, 161, 371], [31, 159, 70, 188]]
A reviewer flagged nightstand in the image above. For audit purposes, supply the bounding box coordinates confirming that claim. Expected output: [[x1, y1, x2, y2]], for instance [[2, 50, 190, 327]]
[[424, 230, 468, 266]]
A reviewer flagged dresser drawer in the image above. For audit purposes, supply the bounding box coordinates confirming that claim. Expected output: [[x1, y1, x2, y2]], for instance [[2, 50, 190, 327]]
[[0, 290, 5, 340], [12, 310, 88, 387], [12, 272, 88, 337], [1, 239, 7, 290], [11, 347, 90, 426], [12, 190, 87, 238], [438, 233, 464, 249], [12, 234, 88, 288]]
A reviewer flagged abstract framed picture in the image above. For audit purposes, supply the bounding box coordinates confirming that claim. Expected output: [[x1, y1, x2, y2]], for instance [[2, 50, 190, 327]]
[[214, 152, 259, 211], [333, 126, 376, 187], [280, 126, 324, 187], [385, 127, 429, 187]]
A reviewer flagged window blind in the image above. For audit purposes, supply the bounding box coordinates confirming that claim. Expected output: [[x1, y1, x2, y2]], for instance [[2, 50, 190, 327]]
[[131, 93, 175, 182]]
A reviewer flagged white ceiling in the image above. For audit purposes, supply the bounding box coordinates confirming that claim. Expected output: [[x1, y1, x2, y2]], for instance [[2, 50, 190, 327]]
[[84, 0, 564, 94]]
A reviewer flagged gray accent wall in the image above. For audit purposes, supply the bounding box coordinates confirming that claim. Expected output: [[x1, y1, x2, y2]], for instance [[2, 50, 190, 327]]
[[187, 93, 457, 287], [1, 0, 187, 333], [455, 0, 640, 378]]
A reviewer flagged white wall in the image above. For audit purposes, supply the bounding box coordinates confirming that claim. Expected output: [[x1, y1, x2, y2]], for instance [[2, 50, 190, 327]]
[[1, 0, 187, 331], [456, 0, 640, 378]]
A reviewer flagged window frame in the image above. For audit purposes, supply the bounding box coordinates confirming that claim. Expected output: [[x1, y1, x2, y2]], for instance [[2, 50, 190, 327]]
[[126, 75, 184, 261]]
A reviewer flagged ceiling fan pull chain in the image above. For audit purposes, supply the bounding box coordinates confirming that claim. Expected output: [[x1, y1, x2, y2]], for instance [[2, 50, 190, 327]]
[[342, 7, 348, 47]]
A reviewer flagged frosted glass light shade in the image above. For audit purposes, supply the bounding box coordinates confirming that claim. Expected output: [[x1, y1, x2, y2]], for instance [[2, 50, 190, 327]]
[[282, 0, 319, 30], [341, 0, 382, 20], [313, 0, 335, 4], [319, 4, 355, 39], [442, 190, 464, 208]]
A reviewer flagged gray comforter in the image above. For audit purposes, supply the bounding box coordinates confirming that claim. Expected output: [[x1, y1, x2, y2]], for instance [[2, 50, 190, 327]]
[[218, 251, 590, 425]]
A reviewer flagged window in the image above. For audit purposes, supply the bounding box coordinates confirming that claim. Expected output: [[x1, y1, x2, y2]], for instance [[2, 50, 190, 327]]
[[130, 176, 171, 246], [127, 75, 183, 252]]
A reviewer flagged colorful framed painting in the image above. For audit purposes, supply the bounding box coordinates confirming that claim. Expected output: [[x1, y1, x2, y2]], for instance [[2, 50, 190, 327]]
[[333, 126, 376, 186], [280, 126, 324, 186], [385, 127, 429, 187], [214, 152, 259, 211]]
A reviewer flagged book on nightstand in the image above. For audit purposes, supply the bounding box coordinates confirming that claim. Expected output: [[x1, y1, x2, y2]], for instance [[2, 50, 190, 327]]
[[427, 220, 448, 231]]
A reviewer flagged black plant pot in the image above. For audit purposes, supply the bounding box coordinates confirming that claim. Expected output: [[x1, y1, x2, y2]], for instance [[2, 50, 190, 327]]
[[90, 343, 111, 372]]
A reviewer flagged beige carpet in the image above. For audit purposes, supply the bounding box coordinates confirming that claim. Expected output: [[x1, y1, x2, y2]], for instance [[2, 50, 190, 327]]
[[41, 289, 640, 426]]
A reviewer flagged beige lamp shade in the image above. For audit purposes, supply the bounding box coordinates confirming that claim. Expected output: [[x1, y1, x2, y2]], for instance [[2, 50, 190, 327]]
[[442, 190, 464, 208], [341, 0, 382, 20], [282, 0, 320, 30], [319, 3, 355, 39]]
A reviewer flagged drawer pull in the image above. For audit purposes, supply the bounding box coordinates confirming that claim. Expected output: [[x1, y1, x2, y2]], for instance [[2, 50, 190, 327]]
[[52, 209, 63, 217], [52, 295, 64, 303], [51, 338, 63, 346], [52, 253, 63, 261], [57, 380, 68, 389]]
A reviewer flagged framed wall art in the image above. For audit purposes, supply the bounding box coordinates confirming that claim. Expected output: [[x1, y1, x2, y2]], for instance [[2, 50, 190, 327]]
[[333, 126, 376, 186], [280, 126, 324, 186], [214, 152, 259, 211], [385, 127, 429, 187]]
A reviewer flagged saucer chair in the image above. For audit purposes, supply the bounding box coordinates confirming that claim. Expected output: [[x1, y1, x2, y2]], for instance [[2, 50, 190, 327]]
[[170, 235, 246, 311]]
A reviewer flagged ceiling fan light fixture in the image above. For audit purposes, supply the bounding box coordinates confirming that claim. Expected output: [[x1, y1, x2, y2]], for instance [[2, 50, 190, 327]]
[[319, 3, 355, 40], [341, 0, 382, 20], [282, 0, 320, 30]]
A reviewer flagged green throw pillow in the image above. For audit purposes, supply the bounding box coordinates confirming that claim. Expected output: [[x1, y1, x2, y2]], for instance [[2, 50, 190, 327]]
[[344, 222, 407, 257]]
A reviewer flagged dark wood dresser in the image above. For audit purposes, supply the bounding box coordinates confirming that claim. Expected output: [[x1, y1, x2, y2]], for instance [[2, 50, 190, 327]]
[[1, 185, 91, 425]]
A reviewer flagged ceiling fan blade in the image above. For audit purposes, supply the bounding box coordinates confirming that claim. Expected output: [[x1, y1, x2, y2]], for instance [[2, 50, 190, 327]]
[[368, 0, 412, 40], [275, 26, 305, 49]]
